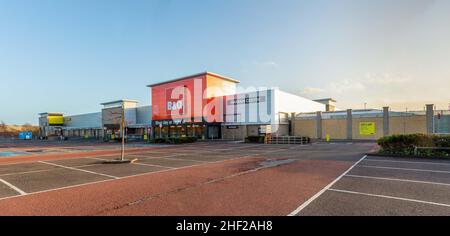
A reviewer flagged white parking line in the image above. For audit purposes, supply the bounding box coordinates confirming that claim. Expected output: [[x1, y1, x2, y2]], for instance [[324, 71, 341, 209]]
[[39, 161, 119, 179], [127, 153, 184, 159], [0, 163, 102, 177], [132, 162, 173, 169], [328, 188, 450, 208], [0, 145, 281, 203], [345, 174, 450, 187], [0, 178, 27, 195], [357, 165, 450, 174], [364, 158, 450, 166], [288, 155, 367, 216], [153, 156, 209, 163]]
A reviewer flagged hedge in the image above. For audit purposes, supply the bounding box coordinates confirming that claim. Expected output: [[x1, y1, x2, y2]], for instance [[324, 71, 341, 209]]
[[245, 136, 265, 143], [152, 136, 197, 144], [377, 134, 450, 157]]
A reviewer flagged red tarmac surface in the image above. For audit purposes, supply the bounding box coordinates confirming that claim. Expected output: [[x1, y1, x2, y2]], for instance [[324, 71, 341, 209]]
[[0, 141, 374, 215]]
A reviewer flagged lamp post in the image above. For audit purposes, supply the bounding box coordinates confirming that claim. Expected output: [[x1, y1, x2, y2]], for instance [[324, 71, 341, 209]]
[[121, 102, 125, 161]]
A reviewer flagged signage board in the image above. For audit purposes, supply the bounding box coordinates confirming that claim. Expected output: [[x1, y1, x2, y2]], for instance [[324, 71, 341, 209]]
[[102, 107, 123, 125], [258, 125, 272, 134], [227, 96, 266, 106], [48, 116, 64, 126], [359, 122, 376, 135]]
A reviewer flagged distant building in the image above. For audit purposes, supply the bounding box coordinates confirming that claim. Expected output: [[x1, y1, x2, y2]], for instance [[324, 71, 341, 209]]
[[39, 71, 330, 140]]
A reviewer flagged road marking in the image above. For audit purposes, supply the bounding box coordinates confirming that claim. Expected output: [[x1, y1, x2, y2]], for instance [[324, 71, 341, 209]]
[[364, 158, 450, 166], [288, 155, 367, 216], [39, 161, 119, 179], [0, 163, 102, 177], [0, 145, 283, 203], [328, 188, 450, 208], [127, 153, 184, 159], [345, 174, 450, 187], [358, 165, 450, 174], [0, 178, 27, 195], [132, 162, 173, 169], [152, 156, 208, 163], [0, 152, 260, 202]]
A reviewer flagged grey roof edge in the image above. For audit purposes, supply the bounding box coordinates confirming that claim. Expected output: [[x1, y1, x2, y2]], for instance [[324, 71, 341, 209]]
[[100, 99, 139, 106]]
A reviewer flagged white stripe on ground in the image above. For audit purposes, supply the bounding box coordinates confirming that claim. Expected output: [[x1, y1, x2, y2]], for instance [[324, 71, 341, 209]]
[[131, 162, 174, 169], [328, 188, 450, 208], [39, 161, 119, 179], [364, 158, 450, 166], [357, 165, 450, 174], [0, 146, 282, 202], [0, 178, 27, 195], [0, 149, 273, 202], [0, 163, 104, 177], [288, 155, 367, 216], [345, 174, 450, 187]]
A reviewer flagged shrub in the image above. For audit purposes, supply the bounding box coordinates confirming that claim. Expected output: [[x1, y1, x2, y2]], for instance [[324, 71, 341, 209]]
[[433, 135, 450, 148], [377, 134, 450, 157], [245, 136, 265, 143], [152, 138, 166, 144], [152, 136, 197, 144]]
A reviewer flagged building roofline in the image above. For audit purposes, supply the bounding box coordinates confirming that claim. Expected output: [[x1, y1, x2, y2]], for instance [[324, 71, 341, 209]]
[[39, 112, 64, 116], [313, 98, 337, 102], [100, 99, 139, 106], [146, 71, 240, 87]]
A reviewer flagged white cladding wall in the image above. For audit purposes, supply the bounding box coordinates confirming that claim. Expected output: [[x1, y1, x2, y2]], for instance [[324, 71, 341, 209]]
[[274, 89, 325, 114], [64, 112, 102, 129], [224, 89, 274, 125], [224, 89, 325, 126]]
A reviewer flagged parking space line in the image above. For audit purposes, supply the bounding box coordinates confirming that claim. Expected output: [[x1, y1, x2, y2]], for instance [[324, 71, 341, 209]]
[[39, 161, 119, 179], [0, 154, 243, 202], [358, 165, 450, 174], [156, 156, 212, 163], [0, 145, 280, 203], [364, 158, 450, 166], [127, 153, 184, 159], [288, 155, 367, 216], [328, 188, 450, 208], [0, 178, 27, 195], [345, 174, 450, 187], [145, 156, 210, 163], [132, 162, 174, 169]]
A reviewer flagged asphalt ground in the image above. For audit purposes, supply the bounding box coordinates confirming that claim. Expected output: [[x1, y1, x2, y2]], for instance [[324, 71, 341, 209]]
[[0, 141, 377, 215], [297, 155, 450, 216]]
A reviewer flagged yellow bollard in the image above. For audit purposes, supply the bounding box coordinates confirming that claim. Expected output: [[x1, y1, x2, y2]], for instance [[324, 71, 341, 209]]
[[326, 134, 330, 142]]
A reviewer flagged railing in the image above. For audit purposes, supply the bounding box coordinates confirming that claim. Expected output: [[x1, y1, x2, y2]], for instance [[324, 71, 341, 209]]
[[266, 136, 310, 145]]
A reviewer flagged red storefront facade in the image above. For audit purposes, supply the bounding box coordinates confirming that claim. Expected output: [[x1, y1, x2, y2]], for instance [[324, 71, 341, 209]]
[[148, 72, 239, 139]]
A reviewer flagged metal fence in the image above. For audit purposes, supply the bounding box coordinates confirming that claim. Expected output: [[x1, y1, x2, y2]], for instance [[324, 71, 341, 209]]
[[266, 136, 309, 144], [434, 111, 450, 134]]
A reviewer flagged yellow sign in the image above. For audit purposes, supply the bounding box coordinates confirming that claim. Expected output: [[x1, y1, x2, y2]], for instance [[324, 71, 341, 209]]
[[143, 135, 148, 140], [359, 122, 375, 135], [48, 116, 64, 125]]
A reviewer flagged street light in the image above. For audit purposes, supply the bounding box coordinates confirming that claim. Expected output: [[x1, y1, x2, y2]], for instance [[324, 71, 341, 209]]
[[103, 102, 136, 164], [120, 102, 125, 161]]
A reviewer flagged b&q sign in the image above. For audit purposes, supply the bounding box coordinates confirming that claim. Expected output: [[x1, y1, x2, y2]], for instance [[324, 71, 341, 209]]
[[359, 122, 375, 135]]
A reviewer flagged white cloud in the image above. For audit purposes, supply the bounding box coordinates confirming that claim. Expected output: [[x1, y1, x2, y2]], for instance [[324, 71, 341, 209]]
[[252, 61, 279, 68], [364, 73, 411, 85]]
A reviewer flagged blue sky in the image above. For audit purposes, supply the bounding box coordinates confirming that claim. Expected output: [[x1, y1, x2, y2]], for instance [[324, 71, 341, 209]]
[[1, 0, 450, 124]]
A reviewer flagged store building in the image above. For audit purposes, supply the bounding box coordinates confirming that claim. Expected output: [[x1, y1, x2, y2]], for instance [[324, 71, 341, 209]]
[[39, 71, 327, 141]]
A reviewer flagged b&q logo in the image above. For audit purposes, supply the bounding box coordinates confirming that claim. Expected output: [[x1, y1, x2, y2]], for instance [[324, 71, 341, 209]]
[[167, 100, 183, 111]]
